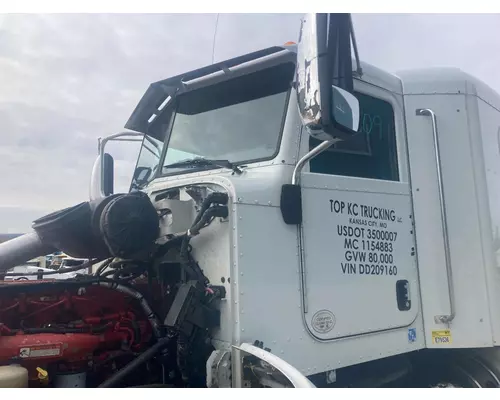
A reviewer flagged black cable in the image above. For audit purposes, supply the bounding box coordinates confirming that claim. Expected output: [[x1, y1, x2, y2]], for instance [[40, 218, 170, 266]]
[[112, 264, 145, 281], [155, 235, 184, 259], [175, 204, 228, 283], [4, 258, 99, 277], [192, 192, 228, 227], [179, 236, 205, 282], [95, 258, 114, 276], [98, 337, 171, 388], [189, 205, 228, 236], [97, 260, 147, 281]]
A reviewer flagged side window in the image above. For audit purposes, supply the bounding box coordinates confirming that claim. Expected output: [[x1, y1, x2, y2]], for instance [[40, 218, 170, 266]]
[[309, 92, 399, 182]]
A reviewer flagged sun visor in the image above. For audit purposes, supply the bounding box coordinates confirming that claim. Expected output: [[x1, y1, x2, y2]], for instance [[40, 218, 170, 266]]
[[124, 82, 174, 134], [124, 46, 296, 137]]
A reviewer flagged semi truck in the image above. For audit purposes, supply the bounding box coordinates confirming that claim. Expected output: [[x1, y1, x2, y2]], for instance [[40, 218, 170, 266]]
[[0, 13, 499, 388]]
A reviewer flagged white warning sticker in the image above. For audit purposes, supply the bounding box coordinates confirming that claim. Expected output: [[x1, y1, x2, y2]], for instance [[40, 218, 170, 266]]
[[19, 345, 61, 359]]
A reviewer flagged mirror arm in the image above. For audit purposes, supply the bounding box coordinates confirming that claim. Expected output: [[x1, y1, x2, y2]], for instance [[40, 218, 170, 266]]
[[292, 140, 335, 185], [282, 140, 336, 226]]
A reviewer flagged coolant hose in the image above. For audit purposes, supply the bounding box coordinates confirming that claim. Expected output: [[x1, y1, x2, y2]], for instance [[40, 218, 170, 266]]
[[0, 231, 55, 273], [98, 337, 171, 388]]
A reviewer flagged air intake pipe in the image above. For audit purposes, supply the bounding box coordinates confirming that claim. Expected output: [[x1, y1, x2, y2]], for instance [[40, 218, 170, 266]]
[[0, 232, 56, 274], [0, 192, 160, 274]]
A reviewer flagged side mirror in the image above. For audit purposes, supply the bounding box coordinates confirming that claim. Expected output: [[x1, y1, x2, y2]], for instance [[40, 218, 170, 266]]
[[130, 166, 152, 191], [102, 153, 114, 196], [280, 184, 302, 225], [89, 131, 145, 201], [90, 153, 115, 200], [296, 13, 360, 142]]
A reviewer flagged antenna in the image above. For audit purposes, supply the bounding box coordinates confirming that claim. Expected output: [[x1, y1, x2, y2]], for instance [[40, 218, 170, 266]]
[[211, 13, 220, 64]]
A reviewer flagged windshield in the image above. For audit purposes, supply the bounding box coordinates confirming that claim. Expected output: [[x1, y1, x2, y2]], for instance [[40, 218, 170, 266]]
[[130, 62, 295, 189]]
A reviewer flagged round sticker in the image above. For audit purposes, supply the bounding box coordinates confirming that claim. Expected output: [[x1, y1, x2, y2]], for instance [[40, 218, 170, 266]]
[[311, 310, 336, 334]]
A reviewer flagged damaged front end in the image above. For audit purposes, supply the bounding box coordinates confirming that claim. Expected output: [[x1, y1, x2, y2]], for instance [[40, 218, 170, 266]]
[[0, 39, 323, 388], [0, 189, 228, 388]]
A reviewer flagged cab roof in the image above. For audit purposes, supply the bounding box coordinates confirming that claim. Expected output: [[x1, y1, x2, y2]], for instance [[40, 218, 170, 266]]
[[397, 67, 500, 111], [123, 44, 500, 134]]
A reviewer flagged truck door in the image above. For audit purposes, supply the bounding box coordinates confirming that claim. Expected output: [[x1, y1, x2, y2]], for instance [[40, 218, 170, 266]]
[[298, 82, 420, 340]]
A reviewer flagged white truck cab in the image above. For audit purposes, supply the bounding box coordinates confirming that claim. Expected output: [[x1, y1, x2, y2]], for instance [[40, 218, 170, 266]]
[[10, 13, 496, 388]]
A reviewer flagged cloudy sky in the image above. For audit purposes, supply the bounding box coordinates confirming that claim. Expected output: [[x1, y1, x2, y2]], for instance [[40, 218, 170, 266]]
[[0, 13, 499, 233]]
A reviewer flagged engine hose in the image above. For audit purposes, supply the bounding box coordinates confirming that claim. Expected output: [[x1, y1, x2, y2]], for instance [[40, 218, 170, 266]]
[[98, 337, 171, 388], [192, 192, 228, 227], [179, 237, 206, 283], [96, 281, 162, 338], [113, 273, 142, 283], [128, 319, 142, 346], [111, 264, 146, 281], [179, 237, 191, 266], [189, 205, 228, 236], [154, 235, 184, 259], [95, 258, 114, 276]]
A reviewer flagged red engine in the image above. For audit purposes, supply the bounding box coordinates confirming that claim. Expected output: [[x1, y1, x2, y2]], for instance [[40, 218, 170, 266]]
[[0, 279, 154, 386], [0, 191, 227, 388]]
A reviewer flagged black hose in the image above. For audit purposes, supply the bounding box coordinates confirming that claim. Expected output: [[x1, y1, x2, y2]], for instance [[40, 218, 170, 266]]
[[154, 235, 184, 260], [192, 192, 228, 227], [179, 237, 206, 282], [179, 237, 191, 265], [95, 258, 113, 276], [189, 205, 228, 236], [98, 337, 171, 388], [112, 264, 145, 281], [95, 280, 162, 338], [129, 319, 142, 345], [101, 269, 117, 278]]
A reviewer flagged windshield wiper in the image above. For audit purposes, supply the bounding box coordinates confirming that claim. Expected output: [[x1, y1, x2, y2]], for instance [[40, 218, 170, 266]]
[[163, 157, 243, 175]]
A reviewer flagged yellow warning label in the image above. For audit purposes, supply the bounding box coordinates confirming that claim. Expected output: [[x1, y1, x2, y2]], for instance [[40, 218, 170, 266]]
[[432, 330, 452, 345]]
